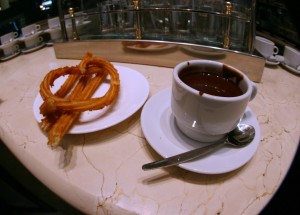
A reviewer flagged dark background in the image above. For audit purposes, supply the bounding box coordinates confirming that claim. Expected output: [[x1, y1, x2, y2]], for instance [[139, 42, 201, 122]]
[[0, 0, 299, 47]]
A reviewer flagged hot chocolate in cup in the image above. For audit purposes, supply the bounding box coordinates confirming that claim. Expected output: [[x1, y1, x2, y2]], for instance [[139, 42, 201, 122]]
[[171, 60, 257, 143]]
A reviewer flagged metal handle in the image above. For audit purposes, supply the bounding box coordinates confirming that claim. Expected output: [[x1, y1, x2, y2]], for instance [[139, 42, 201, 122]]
[[69, 7, 80, 40]]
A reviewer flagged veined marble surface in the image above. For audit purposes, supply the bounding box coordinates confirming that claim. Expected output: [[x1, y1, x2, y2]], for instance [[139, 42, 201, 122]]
[[0, 47, 299, 215]]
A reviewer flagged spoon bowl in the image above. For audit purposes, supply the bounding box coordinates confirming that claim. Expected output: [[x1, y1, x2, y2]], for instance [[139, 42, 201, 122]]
[[142, 124, 255, 170], [227, 124, 255, 147]]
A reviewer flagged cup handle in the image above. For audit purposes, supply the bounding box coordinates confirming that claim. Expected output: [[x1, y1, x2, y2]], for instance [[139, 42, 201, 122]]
[[274, 46, 279, 55], [250, 81, 257, 101]]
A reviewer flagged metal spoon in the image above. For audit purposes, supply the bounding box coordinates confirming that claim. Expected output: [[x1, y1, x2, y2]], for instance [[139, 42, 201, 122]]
[[142, 124, 255, 170]]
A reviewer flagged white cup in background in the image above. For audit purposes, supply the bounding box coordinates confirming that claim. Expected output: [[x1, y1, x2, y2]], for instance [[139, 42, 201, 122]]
[[283, 46, 300, 70], [0, 40, 20, 56], [255, 36, 278, 59], [44, 28, 62, 41], [22, 34, 43, 49], [48, 17, 60, 29], [1, 32, 19, 45], [21, 24, 41, 37], [171, 60, 257, 143]]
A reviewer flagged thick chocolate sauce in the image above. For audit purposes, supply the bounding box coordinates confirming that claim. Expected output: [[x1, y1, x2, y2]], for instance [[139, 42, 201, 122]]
[[179, 64, 243, 97]]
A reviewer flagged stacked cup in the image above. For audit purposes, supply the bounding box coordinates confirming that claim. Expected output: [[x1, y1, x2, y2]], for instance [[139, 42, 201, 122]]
[[0, 31, 20, 58], [254, 36, 284, 63], [19, 24, 44, 49], [44, 17, 62, 42], [283, 46, 300, 71]]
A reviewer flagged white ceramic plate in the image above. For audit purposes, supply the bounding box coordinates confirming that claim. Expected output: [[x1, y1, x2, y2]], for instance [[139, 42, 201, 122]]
[[33, 65, 149, 134], [141, 87, 260, 174], [281, 62, 300, 75]]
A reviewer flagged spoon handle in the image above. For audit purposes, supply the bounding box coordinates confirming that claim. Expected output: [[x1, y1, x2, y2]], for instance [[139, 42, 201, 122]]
[[142, 140, 226, 170]]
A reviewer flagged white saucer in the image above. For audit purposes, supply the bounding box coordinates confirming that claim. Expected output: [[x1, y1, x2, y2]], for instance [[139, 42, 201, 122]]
[[33, 65, 150, 134], [280, 62, 300, 75], [141, 88, 261, 174], [21, 43, 46, 54], [0, 51, 21, 61], [266, 60, 280, 66]]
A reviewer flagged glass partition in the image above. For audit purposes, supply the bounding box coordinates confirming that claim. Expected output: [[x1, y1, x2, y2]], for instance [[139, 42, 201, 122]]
[[59, 0, 256, 53]]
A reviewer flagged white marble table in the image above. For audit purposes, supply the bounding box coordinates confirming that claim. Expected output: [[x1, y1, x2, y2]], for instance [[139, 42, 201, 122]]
[[0, 47, 299, 215]]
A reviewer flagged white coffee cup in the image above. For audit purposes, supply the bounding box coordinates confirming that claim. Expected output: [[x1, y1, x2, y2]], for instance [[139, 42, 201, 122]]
[[255, 36, 279, 59], [283, 46, 300, 69], [22, 34, 43, 48], [0, 40, 20, 56], [1, 32, 19, 45], [21, 24, 41, 37], [171, 60, 257, 142], [48, 17, 60, 29], [44, 28, 62, 41]]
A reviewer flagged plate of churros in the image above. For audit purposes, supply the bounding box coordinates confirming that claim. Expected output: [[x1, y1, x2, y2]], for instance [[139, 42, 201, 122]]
[[33, 65, 149, 134]]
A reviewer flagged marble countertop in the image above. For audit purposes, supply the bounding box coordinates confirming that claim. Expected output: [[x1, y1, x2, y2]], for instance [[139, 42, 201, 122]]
[[0, 47, 299, 215]]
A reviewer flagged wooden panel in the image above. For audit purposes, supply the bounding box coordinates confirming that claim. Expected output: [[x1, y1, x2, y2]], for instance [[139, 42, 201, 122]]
[[53, 40, 265, 82]]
